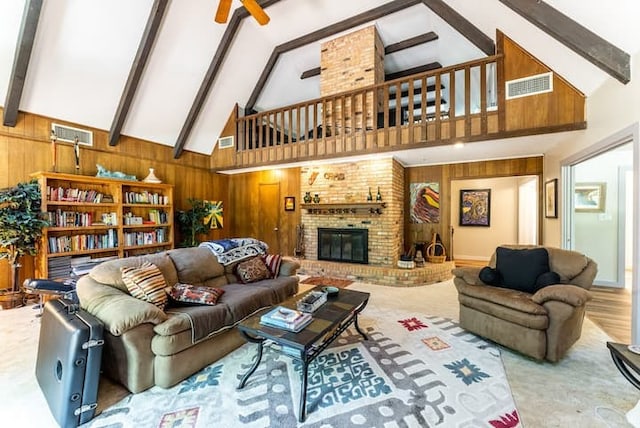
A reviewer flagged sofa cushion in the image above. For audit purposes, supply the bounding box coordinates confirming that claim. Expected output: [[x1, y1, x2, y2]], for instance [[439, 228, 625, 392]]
[[121, 262, 168, 309], [168, 284, 225, 306], [89, 252, 178, 293], [545, 247, 590, 282], [157, 303, 233, 349], [236, 257, 271, 283], [496, 247, 550, 293], [168, 247, 225, 285]]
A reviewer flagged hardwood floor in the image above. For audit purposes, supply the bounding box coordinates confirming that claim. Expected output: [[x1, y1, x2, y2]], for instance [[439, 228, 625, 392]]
[[453, 260, 632, 343]]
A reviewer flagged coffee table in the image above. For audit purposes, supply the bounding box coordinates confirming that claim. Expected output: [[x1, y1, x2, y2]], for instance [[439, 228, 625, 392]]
[[237, 286, 370, 422]]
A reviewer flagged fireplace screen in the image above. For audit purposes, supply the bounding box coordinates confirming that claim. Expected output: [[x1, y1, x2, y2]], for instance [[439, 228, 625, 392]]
[[318, 228, 368, 264]]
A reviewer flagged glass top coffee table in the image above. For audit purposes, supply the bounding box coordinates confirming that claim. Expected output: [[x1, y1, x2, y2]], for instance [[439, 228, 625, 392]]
[[237, 286, 370, 422]]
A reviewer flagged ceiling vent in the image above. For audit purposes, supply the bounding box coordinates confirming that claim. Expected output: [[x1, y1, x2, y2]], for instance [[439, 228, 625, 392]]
[[505, 72, 553, 100], [51, 123, 93, 146], [218, 136, 234, 149]]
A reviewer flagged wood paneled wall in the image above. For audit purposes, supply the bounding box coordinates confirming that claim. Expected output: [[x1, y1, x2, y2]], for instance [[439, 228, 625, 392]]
[[405, 156, 543, 258], [229, 168, 301, 256], [0, 108, 229, 289]]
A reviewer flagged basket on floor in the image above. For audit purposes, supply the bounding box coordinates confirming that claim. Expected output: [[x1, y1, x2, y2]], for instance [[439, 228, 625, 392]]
[[426, 243, 446, 263]]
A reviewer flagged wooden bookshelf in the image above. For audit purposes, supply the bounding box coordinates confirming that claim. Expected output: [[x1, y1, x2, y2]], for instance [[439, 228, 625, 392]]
[[32, 171, 174, 279]]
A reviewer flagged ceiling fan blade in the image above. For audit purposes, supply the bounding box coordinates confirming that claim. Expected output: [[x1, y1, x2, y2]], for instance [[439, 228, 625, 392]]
[[241, 0, 270, 25], [214, 0, 232, 23]]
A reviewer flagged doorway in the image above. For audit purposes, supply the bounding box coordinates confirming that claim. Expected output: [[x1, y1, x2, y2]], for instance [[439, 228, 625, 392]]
[[258, 183, 281, 254]]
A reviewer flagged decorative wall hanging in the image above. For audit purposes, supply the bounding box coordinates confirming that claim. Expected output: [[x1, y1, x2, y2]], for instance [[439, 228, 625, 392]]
[[410, 182, 440, 223], [574, 182, 606, 212], [204, 201, 224, 229], [545, 179, 558, 218], [284, 196, 295, 211], [459, 189, 491, 227]]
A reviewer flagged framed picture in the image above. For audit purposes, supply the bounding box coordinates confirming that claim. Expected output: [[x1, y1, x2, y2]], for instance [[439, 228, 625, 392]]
[[575, 182, 606, 212], [284, 196, 295, 211], [545, 179, 558, 218], [459, 189, 491, 227]]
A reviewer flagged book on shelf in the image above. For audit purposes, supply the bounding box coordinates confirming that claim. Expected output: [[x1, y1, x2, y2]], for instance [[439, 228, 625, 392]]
[[260, 306, 313, 332]]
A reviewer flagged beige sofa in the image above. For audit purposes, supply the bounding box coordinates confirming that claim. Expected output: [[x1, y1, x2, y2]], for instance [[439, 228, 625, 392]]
[[76, 247, 299, 393], [452, 245, 597, 362]]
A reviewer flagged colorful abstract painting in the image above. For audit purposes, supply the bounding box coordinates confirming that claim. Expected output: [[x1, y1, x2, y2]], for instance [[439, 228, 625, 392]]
[[459, 189, 491, 227], [410, 182, 440, 223], [204, 201, 223, 229]]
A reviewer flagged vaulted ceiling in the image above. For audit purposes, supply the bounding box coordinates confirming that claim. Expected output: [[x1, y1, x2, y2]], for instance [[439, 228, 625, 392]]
[[1, 0, 638, 166]]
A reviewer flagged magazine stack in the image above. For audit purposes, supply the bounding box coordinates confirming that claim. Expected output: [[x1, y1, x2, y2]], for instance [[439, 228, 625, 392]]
[[260, 306, 312, 332]]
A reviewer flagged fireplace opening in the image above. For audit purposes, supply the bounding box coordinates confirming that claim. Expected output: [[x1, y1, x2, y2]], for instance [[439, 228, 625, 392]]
[[318, 228, 368, 264]]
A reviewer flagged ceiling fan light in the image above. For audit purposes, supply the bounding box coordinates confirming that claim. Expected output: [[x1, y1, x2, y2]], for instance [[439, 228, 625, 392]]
[[241, 0, 270, 25], [214, 0, 232, 23]]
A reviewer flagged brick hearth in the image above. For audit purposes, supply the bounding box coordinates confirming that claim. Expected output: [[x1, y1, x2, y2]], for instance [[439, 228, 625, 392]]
[[297, 259, 454, 287]]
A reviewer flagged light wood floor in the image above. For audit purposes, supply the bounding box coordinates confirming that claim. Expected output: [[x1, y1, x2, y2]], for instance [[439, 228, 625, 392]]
[[454, 260, 632, 343]]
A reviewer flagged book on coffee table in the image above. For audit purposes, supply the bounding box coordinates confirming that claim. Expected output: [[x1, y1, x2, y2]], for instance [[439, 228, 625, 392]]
[[260, 306, 312, 332]]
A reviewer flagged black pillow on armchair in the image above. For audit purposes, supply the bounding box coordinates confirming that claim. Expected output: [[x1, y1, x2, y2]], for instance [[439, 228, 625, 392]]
[[479, 266, 502, 286], [495, 247, 550, 294]]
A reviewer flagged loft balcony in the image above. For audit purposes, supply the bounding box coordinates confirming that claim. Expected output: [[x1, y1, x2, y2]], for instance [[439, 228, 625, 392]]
[[212, 34, 585, 172]]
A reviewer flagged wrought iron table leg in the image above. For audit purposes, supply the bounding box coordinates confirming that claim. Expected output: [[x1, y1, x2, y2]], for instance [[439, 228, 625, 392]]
[[354, 313, 368, 340], [610, 349, 640, 390], [299, 359, 309, 422], [237, 340, 264, 389]]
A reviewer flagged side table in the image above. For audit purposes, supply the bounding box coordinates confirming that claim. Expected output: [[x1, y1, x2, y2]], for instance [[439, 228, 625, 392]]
[[607, 342, 640, 390]]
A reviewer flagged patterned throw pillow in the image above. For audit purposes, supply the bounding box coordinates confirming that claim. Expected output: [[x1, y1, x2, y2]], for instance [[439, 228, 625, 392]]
[[236, 256, 271, 284], [168, 283, 225, 305], [121, 262, 168, 309], [261, 254, 282, 278]]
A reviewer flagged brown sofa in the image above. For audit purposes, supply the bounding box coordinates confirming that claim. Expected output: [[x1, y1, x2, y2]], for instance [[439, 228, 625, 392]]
[[76, 247, 299, 393], [452, 245, 597, 362]]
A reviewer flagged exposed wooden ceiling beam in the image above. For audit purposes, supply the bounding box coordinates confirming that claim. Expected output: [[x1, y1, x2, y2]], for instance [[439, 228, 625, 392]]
[[384, 31, 438, 55], [108, 0, 168, 147], [299, 30, 440, 81], [499, 0, 630, 83], [421, 0, 494, 56], [2, 0, 42, 127], [385, 62, 442, 81], [246, 0, 422, 111], [174, 0, 281, 159]]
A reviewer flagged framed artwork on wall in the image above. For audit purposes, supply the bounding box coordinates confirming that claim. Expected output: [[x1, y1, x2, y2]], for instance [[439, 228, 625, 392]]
[[459, 189, 491, 227], [409, 182, 440, 223], [284, 196, 295, 211], [545, 179, 558, 218], [575, 182, 606, 212]]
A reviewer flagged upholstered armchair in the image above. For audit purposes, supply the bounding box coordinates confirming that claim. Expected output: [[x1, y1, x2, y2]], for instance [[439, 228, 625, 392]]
[[452, 245, 597, 362]]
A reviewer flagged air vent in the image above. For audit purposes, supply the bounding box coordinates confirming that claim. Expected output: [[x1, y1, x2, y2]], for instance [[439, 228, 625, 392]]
[[218, 136, 234, 149], [51, 123, 93, 146], [505, 72, 553, 100]]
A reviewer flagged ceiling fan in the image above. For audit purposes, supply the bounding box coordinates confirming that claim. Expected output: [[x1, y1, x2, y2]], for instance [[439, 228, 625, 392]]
[[215, 0, 270, 25]]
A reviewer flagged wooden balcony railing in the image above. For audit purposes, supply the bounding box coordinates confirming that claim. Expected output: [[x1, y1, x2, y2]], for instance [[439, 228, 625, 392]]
[[233, 55, 503, 168]]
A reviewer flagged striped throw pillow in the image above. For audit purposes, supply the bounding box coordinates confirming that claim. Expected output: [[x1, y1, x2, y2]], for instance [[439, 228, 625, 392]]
[[121, 262, 168, 309], [261, 254, 282, 277]]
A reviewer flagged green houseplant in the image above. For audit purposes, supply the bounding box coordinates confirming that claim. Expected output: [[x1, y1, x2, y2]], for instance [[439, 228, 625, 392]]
[[176, 198, 211, 247], [0, 180, 50, 308]]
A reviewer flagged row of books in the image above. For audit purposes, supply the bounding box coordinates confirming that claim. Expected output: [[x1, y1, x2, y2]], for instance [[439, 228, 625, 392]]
[[124, 191, 169, 205], [123, 229, 167, 247], [148, 209, 169, 225], [47, 255, 119, 280], [45, 210, 118, 227], [47, 186, 113, 204], [260, 307, 312, 332], [48, 229, 118, 253]]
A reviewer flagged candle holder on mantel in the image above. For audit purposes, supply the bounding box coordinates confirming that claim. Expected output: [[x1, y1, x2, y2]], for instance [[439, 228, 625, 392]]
[[143, 168, 162, 183]]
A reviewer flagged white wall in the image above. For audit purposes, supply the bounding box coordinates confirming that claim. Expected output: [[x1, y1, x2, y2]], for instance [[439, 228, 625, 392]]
[[451, 176, 520, 260]]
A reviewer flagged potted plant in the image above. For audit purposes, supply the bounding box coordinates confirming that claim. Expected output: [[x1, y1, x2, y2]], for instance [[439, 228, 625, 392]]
[[176, 198, 212, 247], [0, 180, 50, 309]]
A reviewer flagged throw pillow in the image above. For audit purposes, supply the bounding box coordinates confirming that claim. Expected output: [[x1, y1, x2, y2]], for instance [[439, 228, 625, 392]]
[[479, 266, 501, 286], [168, 283, 225, 305], [121, 262, 168, 309], [261, 254, 282, 278], [495, 247, 550, 294], [535, 271, 561, 291], [236, 256, 271, 284]]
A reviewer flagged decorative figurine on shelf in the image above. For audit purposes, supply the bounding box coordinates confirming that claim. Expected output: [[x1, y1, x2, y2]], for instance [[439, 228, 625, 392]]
[[73, 136, 81, 174], [376, 187, 382, 201], [367, 187, 373, 201], [143, 168, 162, 183], [50, 130, 57, 172], [303, 192, 312, 203], [96, 164, 138, 181], [313, 193, 320, 203]]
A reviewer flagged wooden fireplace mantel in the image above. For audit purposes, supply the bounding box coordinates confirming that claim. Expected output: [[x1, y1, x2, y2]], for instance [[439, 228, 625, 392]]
[[300, 202, 386, 215]]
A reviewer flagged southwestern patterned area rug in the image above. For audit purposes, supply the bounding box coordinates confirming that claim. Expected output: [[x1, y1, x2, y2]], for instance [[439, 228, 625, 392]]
[[300, 276, 354, 288], [84, 310, 520, 428]]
